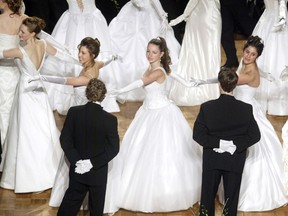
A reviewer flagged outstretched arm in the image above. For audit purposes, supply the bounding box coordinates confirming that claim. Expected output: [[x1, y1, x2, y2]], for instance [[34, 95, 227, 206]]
[[46, 42, 80, 65], [0, 48, 22, 59], [169, 0, 199, 26], [170, 73, 198, 87]]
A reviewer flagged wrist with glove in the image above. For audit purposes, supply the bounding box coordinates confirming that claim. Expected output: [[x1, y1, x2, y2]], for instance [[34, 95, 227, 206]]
[[213, 139, 237, 155], [75, 159, 93, 174]]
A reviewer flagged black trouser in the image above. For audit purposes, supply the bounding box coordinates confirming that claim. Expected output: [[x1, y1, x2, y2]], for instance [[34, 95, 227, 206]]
[[220, 0, 257, 66], [58, 177, 107, 216], [199, 169, 243, 216]]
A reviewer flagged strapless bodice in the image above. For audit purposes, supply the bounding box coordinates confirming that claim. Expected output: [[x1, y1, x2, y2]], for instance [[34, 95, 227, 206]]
[[234, 84, 257, 105], [0, 33, 19, 48]]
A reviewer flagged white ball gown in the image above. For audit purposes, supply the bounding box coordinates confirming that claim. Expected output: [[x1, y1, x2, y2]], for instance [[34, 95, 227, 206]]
[[283, 120, 288, 193], [169, 0, 221, 106], [0, 43, 62, 193], [49, 68, 203, 212], [224, 84, 288, 211], [0, 34, 20, 163], [253, 0, 288, 115], [108, 0, 181, 101], [43, 0, 119, 114], [104, 67, 202, 213]]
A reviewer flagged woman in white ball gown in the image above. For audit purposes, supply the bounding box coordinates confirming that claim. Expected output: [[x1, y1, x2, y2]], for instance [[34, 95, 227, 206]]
[[168, 0, 221, 106], [104, 37, 202, 213], [253, 0, 288, 116], [216, 36, 288, 211], [0, 17, 74, 193], [108, 0, 181, 101], [44, 0, 118, 114], [0, 0, 26, 164], [283, 120, 288, 193]]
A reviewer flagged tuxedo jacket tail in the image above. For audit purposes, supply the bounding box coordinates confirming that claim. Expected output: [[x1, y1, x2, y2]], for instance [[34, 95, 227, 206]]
[[193, 94, 260, 173], [60, 102, 120, 186]]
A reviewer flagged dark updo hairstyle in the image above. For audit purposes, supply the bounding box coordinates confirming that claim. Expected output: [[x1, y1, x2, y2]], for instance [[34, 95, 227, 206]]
[[243, 35, 264, 57], [148, 36, 172, 74], [218, 67, 238, 93], [86, 78, 107, 102], [22, 16, 46, 35], [78, 37, 101, 60], [4, 0, 22, 15]]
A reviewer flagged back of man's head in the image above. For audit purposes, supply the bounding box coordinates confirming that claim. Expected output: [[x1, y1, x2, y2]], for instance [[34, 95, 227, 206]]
[[218, 67, 238, 93], [86, 78, 107, 102]]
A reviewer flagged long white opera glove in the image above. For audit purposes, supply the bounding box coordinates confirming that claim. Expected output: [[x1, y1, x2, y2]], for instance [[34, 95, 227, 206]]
[[150, 0, 170, 34], [110, 79, 144, 96], [273, 0, 287, 32], [39, 30, 70, 52], [169, 0, 199, 26], [28, 75, 67, 85], [189, 77, 218, 86], [213, 139, 236, 155], [54, 49, 80, 65], [280, 66, 288, 81], [170, 73, 198, 87]]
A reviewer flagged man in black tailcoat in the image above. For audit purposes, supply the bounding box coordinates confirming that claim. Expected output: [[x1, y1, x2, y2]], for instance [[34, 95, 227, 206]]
[[57, 78, 119, 216], [193, 67, 261, 216]]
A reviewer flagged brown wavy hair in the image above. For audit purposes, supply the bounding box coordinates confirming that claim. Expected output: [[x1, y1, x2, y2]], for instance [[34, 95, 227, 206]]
[[4, 0, 22, 15], [22, 16, 46, 35], [148, 37, 172, 74], [78, 37, 101, 60], [86, 78, 107, 102], [243, 35, 264, 57]]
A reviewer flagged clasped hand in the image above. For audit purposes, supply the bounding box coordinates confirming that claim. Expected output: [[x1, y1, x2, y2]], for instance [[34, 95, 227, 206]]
[[213, 139, 236, 155], [189, 78, 206, 86], [75, 159, 93, 174]]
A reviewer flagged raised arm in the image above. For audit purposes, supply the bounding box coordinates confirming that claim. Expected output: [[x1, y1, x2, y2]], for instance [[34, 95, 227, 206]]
[[169, 0, 199, 26], [150, 0, 170, 34], [46, 42, 79, 65]]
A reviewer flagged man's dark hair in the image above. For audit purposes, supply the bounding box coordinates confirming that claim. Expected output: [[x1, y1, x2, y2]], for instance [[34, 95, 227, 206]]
[[218, 67, 238, 93]]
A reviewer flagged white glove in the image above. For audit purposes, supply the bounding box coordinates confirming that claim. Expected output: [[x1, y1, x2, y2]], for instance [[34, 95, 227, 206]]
[[189, 77, 218, 86], [169, 0, 198, 26], [150, 0, 170, 35], [160, 17, 171, 35], [280, 66, 288, 81], [273, 0, 287, 32], [103, 54, 123, 66], [75, 159, 93, 174], [169, 15, 185, 27], [28, 75, 67, 85], [213, 140, 236, 155], [75, 160, 85, 174], [110, 79, 144, 96], [170, 73, 197, 87], [259, 70, 276, 82]]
